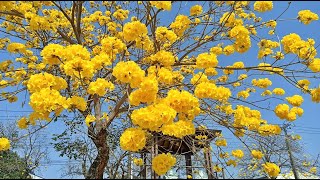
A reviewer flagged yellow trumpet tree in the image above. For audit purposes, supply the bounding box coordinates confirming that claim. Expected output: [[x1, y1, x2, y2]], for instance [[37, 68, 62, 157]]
[[0, 1, 319, 179]]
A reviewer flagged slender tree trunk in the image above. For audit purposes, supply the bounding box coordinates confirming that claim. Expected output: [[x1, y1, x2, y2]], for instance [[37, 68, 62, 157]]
[[86, 95, 109, 179], [86, 129, 109, 179]]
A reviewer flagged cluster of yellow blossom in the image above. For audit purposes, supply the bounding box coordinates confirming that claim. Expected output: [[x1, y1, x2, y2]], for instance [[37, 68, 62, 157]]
[[148, 66, 182, 85], [190, 72, 209, 85], [0, 137, 10, 151], [195, 82, 231, 102], [219, 12, 237, 28], [113, 9, 129, 21], [272, 88, 285, 96], [91, 52, 112, 70], [7, 43, 27, 54], [232, 149, 244, 159], [27, 73, 67, 93], [131, 103, 176, 131], [170, 15, 191, 37], [261, 90, 272, 96], [133, 158, 144, 166], [67, 96, 87, 112], [152, 153, 176, 175], [257, 39, 280, 59], [281, 34, 317, 60], [237, 89, 251, 99], [63, 58, 95, 79], [55, 44, 98, 79], [213, 165, 222, 172], [156, 67, 175, 85], [85, 114, 96, 127], [310, 167, 317, 174], [144, 50, 176, 67], [233, 105, 264, 131], [210, 46, 223, 55], [101, 37, 127, 59], [252, 78, 272, 89], [308, 58, 320, 72], [262, 162, 280, 178], [220, 152, 229, 159], [233, 61, 245, 69], [298, 10, 319, 25], [123, 21, 148, 42], [205, 67, 218, 76], [0, 60, 12, 72], [150, 1, 172, 11], [135, 34, 154, 52], [274, 103, 303, 121], [165, 89, 200, 120], [196, 53, 219, 69], [258, 124, 281, 136], [229, 25, 251, 53], [155, 27, 178, 45], [120, 127, 146, 152], [297, 79, 310, 91], [215, 138, 227, 146], [161, 120, 195, 138], [226, 159, 237, 167], [223, 45, 235, 55], [254, 1, 273, 12], [265, 20, 277, 29], [286, 95, 304, 107], [87, 78, 115, 96], [112, 61, 145, 88], [251, 150, 264, 159], [129, 75, 159, 105], [17, 117, 28, 129], [311, 87, 320, 103], [40, 44, 65, 65], [190, 5, 203, 16], [29, 88, 68, 117]]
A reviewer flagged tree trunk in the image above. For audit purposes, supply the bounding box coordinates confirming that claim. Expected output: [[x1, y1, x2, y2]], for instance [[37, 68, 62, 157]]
[[86, 95, 109, 179], [86, 129, 109, 179]]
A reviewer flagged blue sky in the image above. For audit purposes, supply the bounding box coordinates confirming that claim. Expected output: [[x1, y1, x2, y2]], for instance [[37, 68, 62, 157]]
[[1, 1, 320, 179]]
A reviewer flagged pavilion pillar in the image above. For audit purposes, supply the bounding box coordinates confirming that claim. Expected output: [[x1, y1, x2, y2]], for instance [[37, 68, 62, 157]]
[[185, 153, 193, 179]]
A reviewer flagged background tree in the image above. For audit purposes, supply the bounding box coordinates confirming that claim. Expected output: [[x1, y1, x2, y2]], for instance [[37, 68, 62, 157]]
[[0, 121, 50, 178], [0, 150, 31, 179], [0, 1, 319, 179], [237, 125, 309, 178]]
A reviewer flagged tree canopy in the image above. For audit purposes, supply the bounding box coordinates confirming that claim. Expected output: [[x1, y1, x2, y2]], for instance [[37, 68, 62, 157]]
[[0, 1, 319, 179]]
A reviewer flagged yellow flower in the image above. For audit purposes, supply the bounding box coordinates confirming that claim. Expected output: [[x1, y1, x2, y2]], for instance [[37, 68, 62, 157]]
[[190, 5, 203, 16], [133, 158, 144, 166], [17, 117, 28, 129], [0, 137, 10, 151], [310, 167, 317, 174], [120, 127, 146, 152], [150, 1, 172, 11], [298, 10, 319, 25], [152, 153, 176, 175], [251, 150, 264, 159], [272, 88, 285, 96], [123, 21, 148, 42], [254, 1, 273, 13], [286, 95, 304, 107], [311, 87, 320, 103], [215, 139, 227, 146], [85, 115, 96, 127], [223, 45, 235, 55], [262, 162, 280, 178], [308, 58, 320, 72], [87, 78, 115, 96], [232, 149, 244, 159], [196, 53, 218, 69]]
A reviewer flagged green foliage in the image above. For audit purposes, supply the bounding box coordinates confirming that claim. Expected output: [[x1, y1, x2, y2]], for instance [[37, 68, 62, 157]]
[[0, 151, 31, 179]]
